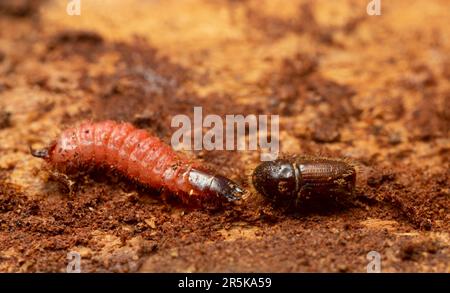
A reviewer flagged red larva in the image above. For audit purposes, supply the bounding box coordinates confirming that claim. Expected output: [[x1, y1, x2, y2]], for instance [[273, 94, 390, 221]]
[[31, 120, 244, 206]]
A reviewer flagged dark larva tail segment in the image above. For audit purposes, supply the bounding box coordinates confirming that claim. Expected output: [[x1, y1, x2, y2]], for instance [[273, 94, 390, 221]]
[[252, 156, 356, 205], [31, 120, 244, 206]]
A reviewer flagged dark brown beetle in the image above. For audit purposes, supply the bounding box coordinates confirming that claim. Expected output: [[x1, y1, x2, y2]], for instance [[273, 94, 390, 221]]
[[252, 156, 356, 204]]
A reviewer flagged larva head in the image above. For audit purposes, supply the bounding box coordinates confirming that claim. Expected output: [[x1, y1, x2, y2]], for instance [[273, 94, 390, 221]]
[[252, 159, 297, 200], [30, 147, 49, 159], [30, 143, 67, 170], [188, 169, 245, 203], [30, 144, 56, 161]]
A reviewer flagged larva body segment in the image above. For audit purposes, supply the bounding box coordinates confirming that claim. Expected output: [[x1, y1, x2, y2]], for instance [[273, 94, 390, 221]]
[[32, 121, 244, 206], [94, 120, 116, 163], [252, 156, 356, 205]]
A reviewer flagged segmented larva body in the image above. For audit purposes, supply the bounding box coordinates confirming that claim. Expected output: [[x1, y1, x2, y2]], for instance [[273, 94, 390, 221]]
[[31, 121, 243, 206], [252, 156, 356, 205]]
